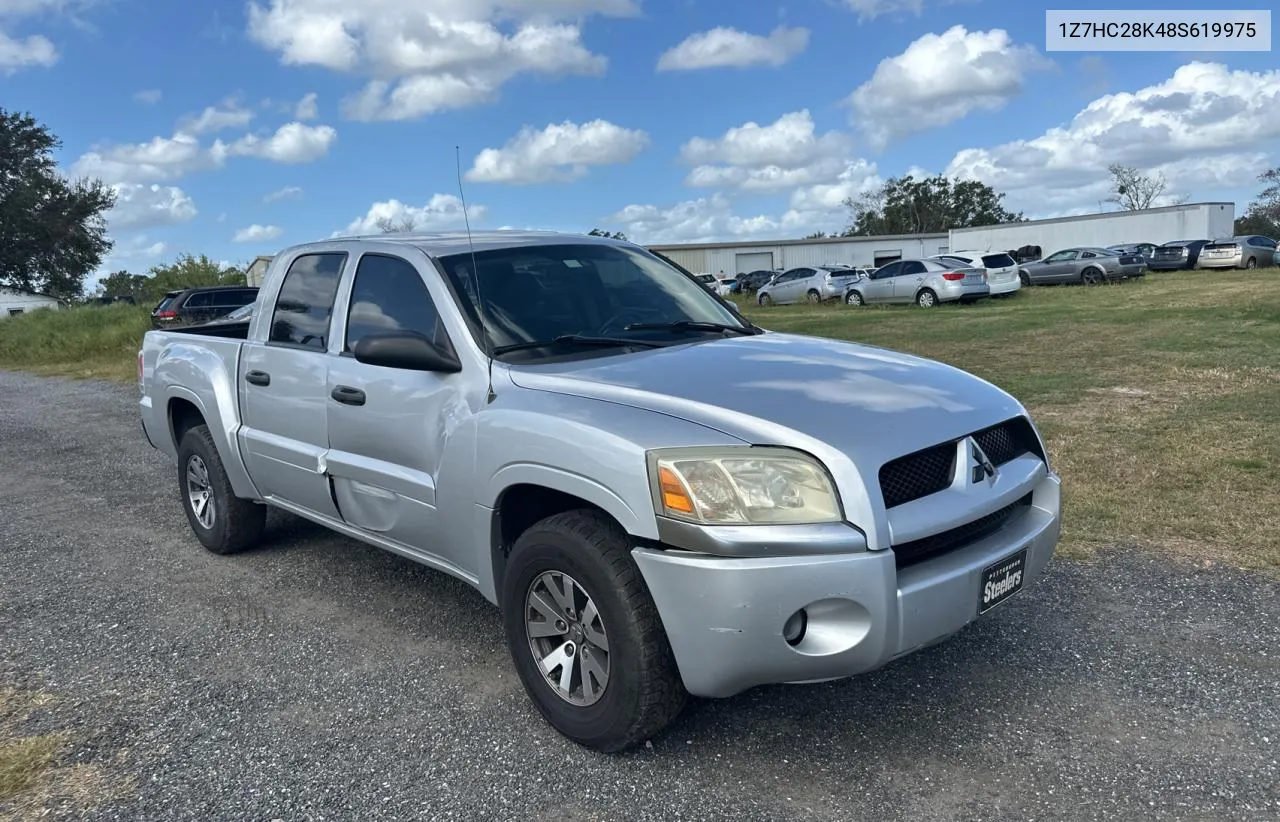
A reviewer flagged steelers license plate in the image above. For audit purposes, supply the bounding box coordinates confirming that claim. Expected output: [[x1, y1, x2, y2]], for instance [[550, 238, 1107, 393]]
[[978, 548, 1027, 614]]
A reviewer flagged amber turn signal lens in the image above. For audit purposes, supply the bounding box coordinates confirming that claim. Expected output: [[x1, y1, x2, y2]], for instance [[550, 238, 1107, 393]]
[[658, 466, 694, 514]]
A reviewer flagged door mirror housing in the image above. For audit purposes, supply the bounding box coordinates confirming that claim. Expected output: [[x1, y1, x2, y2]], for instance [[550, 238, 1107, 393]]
[[352, 331, 462, 373]]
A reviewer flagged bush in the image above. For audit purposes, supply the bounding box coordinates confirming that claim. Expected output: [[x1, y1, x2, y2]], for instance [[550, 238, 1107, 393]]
[[0, 303, 152, 382]]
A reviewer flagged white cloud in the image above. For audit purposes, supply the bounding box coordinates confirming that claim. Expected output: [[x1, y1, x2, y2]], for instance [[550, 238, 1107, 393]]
[[221, 122, 337, 164], [0, 30, 56, 72], [849, 25, 1052, 148], [133, 89, 162, 104], [91, 235, 170, 285], [466, 119, 649, 184], [295, 92, 318, 120], [945, 62, 1280, 214], [607, 194, 794, 245], [71, 133, 218, 185], [106, 183, 198, 230], [234, 224, 284, 243], [679, 110, 851, 191], [338, 194, 487, 235], [264, 185, 304, 202], [247, 0, 635, 121], [840, 0, 924, 21], [178, 100, 255, 135], [656, 25, 808, 71], [786, 159, 882, 219]]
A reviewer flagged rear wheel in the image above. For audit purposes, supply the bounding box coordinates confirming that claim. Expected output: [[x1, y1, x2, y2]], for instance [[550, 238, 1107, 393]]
[[845, 291, 864, 306], [806, 289, 821, 303], [501, 510, 686, 752], [1245, 257, 1257, 270], [1080, 267, 1103, 285], [916, 289, 937, 308], [177, 425, 265, 555]]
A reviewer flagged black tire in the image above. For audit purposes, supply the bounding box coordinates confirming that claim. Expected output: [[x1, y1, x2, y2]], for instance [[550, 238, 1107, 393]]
[[806, 289, 821, 303], [177, 424, 266, 555], [1019, 271, 1031, 287], [1245, 257, 1257, 270], [1080, 267, 1103, 285], [845, 290, 864, 306], [916, 288, 937, 307], [501, 509, 686, 752], [758, 293, 773, 307]]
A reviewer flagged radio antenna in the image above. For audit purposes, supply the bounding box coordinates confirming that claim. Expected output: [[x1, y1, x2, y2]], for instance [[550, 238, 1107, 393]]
[[456, 145, 495, 404]]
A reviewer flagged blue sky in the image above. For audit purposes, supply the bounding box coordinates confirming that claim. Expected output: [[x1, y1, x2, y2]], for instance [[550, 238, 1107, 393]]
[[2, 0, 1277, 284]]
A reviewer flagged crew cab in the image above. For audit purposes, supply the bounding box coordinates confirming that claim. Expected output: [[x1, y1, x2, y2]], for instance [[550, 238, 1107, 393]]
[[138, 231, 1062, 752]]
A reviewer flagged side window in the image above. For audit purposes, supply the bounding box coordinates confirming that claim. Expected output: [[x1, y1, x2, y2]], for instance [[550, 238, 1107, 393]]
[[874, 262, 901, 280], [269, 252, 346, 350], [1046, 250, 1077, 263], [1081, 251, 1096, 259], [901, 261, 926, 275], [184, 292, 213, 308], [345, 254, 447, 353]]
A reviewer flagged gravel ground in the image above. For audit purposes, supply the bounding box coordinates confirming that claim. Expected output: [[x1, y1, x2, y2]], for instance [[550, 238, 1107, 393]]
[[1, 369, 1278, 822]]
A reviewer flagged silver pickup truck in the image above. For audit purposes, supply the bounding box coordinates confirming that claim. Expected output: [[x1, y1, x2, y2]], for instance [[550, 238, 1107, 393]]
[[138, 231, 1062, 752]]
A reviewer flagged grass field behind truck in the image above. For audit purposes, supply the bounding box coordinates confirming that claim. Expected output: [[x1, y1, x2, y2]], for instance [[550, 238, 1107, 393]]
[[0, 270, 1277, 571]]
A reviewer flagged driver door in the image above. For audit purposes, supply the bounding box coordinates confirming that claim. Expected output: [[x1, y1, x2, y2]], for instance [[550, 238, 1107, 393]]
[[323, 251, 472, 576], [862, 262, 898, 303], [1037, 250, 1078, 283]]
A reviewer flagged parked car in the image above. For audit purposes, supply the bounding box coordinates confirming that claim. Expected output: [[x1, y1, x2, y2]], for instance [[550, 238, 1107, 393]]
[[150, 285, 259, 329], [1017, 247, 1143, 286], [843, 258, 990, 307], [930, 251, 1021, 297], [756, 266, 868, 305], [732, 270, 776, 294], [201, 301, 255, 325], [138, 230, 1061, 752], [1147, 239, 1210, 271], [1195, 235, 1277, 270], [1107, 242, 1158, 260]]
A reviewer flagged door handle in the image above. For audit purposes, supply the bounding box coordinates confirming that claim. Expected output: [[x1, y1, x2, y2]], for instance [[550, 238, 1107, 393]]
[[245, 370, 271, 387], [331, 385, 366, 407]]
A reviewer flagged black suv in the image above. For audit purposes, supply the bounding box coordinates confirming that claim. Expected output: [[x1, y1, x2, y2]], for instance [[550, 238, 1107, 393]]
[[151, 286, 259, 329]]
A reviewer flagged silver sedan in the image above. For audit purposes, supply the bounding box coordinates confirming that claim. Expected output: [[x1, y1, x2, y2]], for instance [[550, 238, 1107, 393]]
[[843, 258, 989, 307]]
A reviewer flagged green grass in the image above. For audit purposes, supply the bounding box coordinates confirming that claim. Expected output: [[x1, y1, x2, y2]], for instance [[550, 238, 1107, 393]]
[[735, 269, 1280, 571], [0, 303, 151, 382], [1, 271, 1277, 570]]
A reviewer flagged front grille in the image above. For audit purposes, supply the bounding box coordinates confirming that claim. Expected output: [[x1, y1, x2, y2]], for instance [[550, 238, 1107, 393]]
[[893, 493, 1034, 569], [878, 417, 1043, 509]]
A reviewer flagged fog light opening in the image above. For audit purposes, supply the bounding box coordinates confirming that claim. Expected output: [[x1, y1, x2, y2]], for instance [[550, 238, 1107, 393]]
[[783, 609, 808, 646]]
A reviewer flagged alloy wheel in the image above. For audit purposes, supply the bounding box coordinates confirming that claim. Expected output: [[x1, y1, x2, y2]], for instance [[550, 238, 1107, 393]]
[[525, 570, 611, 707], [185, 454, 216, 529]]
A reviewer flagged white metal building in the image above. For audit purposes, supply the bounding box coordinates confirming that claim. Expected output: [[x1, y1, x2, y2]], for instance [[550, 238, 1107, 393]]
[[948, 202, 1236, 255], [647, 233, 949, 276], [245, 256, 275, 288], [0, 287, 61, 318], [643, 203, 1238, 274]]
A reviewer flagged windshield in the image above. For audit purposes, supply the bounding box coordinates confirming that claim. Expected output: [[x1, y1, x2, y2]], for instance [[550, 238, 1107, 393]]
[[436, 243, 753, 361]]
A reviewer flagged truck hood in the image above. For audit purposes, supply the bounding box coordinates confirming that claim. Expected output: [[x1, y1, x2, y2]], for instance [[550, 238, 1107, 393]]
[[505, 332, 1029, 544]]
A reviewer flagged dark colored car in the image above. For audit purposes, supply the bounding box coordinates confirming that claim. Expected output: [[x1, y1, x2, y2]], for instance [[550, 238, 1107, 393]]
[[151, 285, 259, 329], [1147, 240, 1210, 272], [731, 270, 777, 294], [1107, 242, 1158, 260]]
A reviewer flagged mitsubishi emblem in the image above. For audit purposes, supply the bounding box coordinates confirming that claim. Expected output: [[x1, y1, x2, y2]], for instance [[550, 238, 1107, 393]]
[[968, 437, 998, 484]]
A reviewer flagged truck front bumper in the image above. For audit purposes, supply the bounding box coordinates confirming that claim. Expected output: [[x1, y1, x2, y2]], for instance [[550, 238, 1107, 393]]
[[632, 472, 1061, 698]]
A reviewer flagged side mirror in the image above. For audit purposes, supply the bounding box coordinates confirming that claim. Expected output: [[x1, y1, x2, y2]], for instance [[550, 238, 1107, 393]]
[[352, 330, 462, 373]]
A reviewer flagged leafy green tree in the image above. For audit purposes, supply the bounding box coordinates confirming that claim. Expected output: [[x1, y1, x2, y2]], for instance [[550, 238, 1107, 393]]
[[142, 254, 244, 302], [842, 174, 1023, 236], [0, 109, 116, 300], [1234, 167, 1280, 237], [588, 228, 628, 241], [97, 270, 150, 302]]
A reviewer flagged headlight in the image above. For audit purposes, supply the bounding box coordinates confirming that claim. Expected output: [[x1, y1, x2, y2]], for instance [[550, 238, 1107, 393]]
[[647, 447, 842, 525]]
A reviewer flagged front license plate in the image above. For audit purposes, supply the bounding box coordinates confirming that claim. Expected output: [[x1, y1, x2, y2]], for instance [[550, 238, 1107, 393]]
[[978, 548, 1028, 614]]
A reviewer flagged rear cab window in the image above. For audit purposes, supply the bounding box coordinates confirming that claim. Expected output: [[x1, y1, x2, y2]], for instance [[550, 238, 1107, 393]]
[[268, 253, 346, 350]]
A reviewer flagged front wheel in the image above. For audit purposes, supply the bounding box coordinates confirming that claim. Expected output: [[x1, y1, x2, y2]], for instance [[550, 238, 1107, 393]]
[[758, 293, 773, 307], [916, 289, 937, 308], [845, 291, 864, 306], [177, 425, 265, 555], [1019, 271, 1031, 287], [501, 510, 687, 752]]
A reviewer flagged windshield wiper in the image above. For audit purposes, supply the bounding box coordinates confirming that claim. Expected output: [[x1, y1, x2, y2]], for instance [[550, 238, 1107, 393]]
[[622, 320, 759, 336], [492, 334, 669, 356]]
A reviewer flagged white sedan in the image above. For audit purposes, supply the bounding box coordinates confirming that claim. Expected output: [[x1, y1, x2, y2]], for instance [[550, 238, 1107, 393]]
[[929, 251, 1022, 296]]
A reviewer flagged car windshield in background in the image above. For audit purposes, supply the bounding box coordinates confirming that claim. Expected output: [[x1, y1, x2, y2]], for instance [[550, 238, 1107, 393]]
[[436, 243, 754, 361], [982, 253, 1017, 268]]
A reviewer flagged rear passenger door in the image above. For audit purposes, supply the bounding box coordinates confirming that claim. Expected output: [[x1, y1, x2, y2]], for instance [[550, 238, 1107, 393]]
[[893, 260, 928, 301], [324, 252, 470, 574], [238, 252, 347, 520]]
